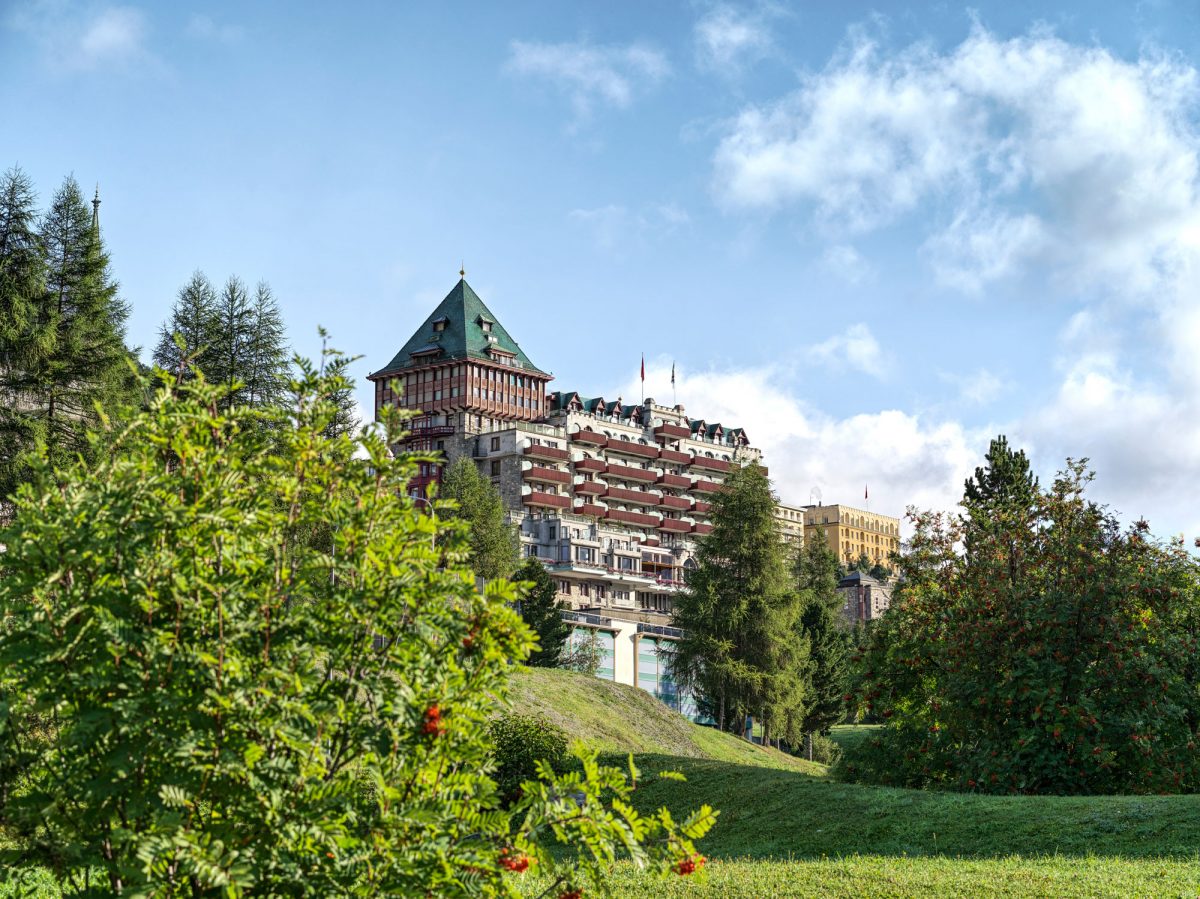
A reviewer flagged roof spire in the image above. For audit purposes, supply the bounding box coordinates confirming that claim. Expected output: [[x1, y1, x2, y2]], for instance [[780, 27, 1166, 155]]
[[91, 184, 101, 229], [459, 261, 465, 280]]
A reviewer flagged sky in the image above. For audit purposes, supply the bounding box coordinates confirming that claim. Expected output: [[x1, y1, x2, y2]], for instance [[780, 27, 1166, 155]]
[[4, 0, 1200, 541]]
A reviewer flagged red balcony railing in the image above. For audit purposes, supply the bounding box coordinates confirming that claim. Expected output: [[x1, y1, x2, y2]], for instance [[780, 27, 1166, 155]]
[[605, 508, 661, 528], [573, 502, 607, 517], [604, 486, 660, 507], [692, 522, 714, 536], [691, 500, 712, 515], [574, 458, 606, 473], [654, 423, 691, 440], [640, 536, 661, 547], [605, 463, 658, 484], [571, 429, 608, 446], [692, 479, 723, 494], [523, 491, 571, 510], [523, 465, 571, 485], [658, 448, 693, 465], [657, 518, 692, 534], [691, 456, 731, 473], [660, 495, 691, 511], [524, 443, 570, 462], [606, 438, 660, 460], [658, 472, 691, 489], [573, 480, 606, 496]]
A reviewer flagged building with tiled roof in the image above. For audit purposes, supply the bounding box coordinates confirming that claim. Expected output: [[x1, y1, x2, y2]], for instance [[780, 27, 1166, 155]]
[[369, 276, 763, 628]]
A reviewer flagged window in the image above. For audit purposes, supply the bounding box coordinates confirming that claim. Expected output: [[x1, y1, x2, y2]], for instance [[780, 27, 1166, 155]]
[[436, 440, 445, 451], [490, 460, 501, 476], [490, 436, 501, 451], [559, 580, 571, 594]]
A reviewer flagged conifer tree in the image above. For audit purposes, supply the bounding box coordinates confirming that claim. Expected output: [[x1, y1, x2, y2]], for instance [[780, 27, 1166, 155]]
[[515, 556, 571, 667], [151, 271, 218, 380], [794, 532, 851, 758], [241, 281, 289, 409], [438, 456, 519, 580], [1, 175, 137, 494], [671, 463, 807, 741], [0, 168, 45, 502]]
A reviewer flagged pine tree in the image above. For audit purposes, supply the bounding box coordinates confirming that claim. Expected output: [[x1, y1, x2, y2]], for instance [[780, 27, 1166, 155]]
[[152, 271, 218, 380], [794, 533, 851, 758], [0, 168, 45, 502], [3, 176, 138, 491], [438, 456, 519, 580], [515, 556, 571, 667], [209, 276, 252, 408], [670, 463, 807, 742]]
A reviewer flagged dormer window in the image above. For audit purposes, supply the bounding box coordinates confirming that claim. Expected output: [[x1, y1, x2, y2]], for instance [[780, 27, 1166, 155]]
[[481, 321, 492, 333], [433, 321, 446, 332]]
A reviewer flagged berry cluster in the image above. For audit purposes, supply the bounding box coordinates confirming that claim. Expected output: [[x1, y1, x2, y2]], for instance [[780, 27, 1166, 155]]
[[422, 704, 445, 737], [675, 853, 706, 875], [498, 848, 532, 873]]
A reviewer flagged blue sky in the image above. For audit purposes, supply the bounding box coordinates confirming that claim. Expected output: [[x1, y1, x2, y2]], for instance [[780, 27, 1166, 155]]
[[5, 1, 1200, 539]]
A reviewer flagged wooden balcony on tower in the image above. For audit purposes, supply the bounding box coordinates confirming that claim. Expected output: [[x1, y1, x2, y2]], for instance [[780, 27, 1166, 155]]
[[522, 464, 571, 486], [522, 490, 571, 510], [604, 486, 660, 507], [658, 448, 693, 465], [523, 443, 570, 462], [570, 429, 608, 446], [691, 456, 732, 473], [654, 423, 691, 441], [604, 462, 659, 484], [606, 437, 660, 460]]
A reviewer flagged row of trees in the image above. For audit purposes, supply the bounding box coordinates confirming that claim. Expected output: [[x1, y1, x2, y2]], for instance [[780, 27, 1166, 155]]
[[844, 437, 1200, 794], [670, 463, 850, 753], [0, 169, 139, 500], [0, 166, 360, 509]]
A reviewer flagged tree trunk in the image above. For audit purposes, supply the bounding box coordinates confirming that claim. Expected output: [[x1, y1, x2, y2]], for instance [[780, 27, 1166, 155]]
[[718, 689, 725, 733], [806, 731, 814, 762]]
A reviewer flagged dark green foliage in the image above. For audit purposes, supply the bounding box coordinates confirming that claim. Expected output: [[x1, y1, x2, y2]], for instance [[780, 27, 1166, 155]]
[[152, 273, 290, 412], [671, 463, 808, 745], [0, 354, 714, 896], [516, 557, 570, 667], [794, 534, 851, 747], [0, 174, 138, 499], [848, 441, 1200, 795], [487, 713, 569, 805], [438, 456, 519, 580]]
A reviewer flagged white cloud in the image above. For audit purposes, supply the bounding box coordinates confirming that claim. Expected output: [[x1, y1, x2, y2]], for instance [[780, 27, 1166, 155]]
[[709, 25, 1200, 539], [939, 368, 1009, 406], [621, 361, 983, 532], [9, 2, 151, 71], [694, 4, 774, 74], [809, 323, 888, 378], [186, 13, 244, 44], [568, 202, 690, 252], [506, 39, 669, 120], [821, 243, 870, 284]]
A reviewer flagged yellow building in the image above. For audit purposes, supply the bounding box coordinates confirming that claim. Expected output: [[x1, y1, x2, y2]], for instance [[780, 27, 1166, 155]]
[[803, 504, 900, 566], [776, 502, 806, 546]]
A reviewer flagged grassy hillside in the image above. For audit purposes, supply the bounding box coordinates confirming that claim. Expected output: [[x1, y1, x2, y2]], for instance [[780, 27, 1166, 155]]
[[504, 666, 822, 773]]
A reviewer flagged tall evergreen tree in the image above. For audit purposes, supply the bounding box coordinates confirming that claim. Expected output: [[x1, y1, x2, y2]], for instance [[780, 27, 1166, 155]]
[[1, 176, 137, 494], [151, 271, 218, 380], [671, 463, 807, 742], [242, 281, 289, 409], [0, 168, 45, 502], [794, 533, 851, 758], [515, 557, 571, 667], [438, 456, 519, 580]]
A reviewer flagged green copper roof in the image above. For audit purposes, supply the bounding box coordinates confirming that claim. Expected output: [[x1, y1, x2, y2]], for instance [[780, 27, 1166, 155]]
[[374, 279, 548, 376]]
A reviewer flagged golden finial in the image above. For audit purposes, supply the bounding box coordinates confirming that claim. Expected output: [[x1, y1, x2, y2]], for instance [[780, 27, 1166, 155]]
[[459, 262, 465, 280]]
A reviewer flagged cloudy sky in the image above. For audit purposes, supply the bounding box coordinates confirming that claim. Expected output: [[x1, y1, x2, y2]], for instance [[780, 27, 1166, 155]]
[[5, 1, 1200, 540]]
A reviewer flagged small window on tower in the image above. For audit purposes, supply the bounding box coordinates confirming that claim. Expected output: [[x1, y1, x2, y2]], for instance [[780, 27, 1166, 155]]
[[481, 321, 492, 333]]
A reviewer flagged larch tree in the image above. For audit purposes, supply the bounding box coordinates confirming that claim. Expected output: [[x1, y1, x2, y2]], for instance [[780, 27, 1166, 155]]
[[515, 556, 571, 667], [0, 168, 45, 503], [671, 462, 807, 742], [151, 271, 219, 381], [438, 456, 519, 581], [794, 531, 851, 758]]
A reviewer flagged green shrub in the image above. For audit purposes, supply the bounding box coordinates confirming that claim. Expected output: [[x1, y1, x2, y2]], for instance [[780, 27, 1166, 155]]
[[488, 713, 569, 805], [806, 733, 842, 767], [0, 353, 716, 897]]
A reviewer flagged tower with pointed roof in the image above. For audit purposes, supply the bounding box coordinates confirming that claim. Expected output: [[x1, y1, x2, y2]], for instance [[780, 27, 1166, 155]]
[[368, 276, 553, 494]]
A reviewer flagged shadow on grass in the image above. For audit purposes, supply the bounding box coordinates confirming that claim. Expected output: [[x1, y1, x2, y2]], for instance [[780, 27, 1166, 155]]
[[622, 753, 1200, 862]]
